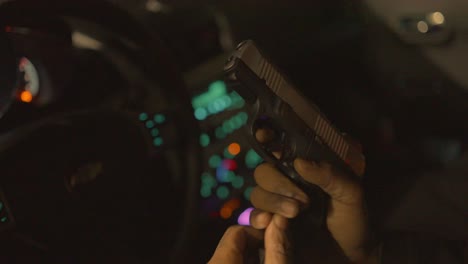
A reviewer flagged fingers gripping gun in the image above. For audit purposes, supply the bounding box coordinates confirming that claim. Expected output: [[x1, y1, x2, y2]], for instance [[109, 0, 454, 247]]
[[224, 40, 366, 225]]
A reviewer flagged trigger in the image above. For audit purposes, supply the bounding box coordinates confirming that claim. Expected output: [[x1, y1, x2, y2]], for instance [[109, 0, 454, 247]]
[[263, 140, 283, 154]]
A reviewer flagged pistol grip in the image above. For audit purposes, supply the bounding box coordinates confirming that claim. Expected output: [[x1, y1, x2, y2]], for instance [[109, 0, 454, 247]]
[[275, 163, 329, 228], [248, 118, 330, 228]]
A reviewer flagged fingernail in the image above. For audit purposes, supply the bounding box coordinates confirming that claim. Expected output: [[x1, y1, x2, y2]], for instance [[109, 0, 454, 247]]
[[281, 201, 298, 217]]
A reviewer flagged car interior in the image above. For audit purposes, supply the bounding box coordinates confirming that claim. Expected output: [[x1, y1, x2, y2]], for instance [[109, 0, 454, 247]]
[[0, 0, 466, 263]]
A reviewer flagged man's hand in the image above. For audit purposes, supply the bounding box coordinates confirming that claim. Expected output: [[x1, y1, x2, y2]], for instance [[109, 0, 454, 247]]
[[249, 130, 371, 263], [209, 214, 291, 264]]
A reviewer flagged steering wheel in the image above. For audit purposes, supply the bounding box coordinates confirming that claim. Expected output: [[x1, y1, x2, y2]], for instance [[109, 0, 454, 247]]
[[0, 1, 201, 263]]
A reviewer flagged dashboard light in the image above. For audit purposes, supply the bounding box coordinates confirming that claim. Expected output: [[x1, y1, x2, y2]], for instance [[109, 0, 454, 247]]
[[221, 198, 241, 219], [153, 137, 163, 146], [0, 217, 6, 223], [199, 133, 210, 147], [222, 95, 232, 108], [245, 149, 263, 169], [139, 113, 148, 121], [192, 80, 227, 109], [216, 186, 230, 200], [200, 186, 212, 198], [194, 108, 208, 121], [228, 143, 241, 156], [239, 112, 248, 123], [151, 128, 160, 137], [222, 159, 238, 171], [220, 206, 232, 219], [231, 116, 243, 129], [209, 80, 227, 95], [145, 120, 155, 129], [212, 101, 223, 113], [222, 121, 233, 133], [202, 172, 217, 188], [154, 114, 166, 124], [232, 176, 244, 189], [209, 155, 222, 168], [20, 90, 33, 103], [216, 166, 230, 182], [217, 167, 236, 183]]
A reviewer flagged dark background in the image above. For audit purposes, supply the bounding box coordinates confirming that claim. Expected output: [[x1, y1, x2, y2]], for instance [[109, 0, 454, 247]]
[[0, 0, 467, 263]]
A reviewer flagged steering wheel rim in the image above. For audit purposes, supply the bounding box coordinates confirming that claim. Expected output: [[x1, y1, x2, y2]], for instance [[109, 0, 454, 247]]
[[0, 1, 201, 263]]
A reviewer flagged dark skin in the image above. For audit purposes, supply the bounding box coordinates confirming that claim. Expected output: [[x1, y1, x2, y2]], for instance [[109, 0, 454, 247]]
[[210, 130, 379, 263], [208, 214, 291, 264]]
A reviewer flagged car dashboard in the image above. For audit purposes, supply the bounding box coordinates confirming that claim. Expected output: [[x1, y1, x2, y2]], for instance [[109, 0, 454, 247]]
[[1, 1, 468, 263]]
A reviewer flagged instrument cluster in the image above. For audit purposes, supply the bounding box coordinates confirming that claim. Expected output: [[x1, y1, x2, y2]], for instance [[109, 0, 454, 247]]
[[188, 72, 262, 225]]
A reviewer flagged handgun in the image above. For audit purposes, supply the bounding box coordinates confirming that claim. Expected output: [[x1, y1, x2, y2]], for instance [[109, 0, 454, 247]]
[[224, 40, 366, 225]]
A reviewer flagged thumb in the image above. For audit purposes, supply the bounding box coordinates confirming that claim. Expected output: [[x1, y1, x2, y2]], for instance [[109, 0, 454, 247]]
[[293, 159, 363, 205], [264, 214, 292, 264], [208, 226, 263, 264]]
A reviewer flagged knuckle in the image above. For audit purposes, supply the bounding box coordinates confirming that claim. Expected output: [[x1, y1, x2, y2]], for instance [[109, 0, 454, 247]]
[[249, 187, 262, 207]]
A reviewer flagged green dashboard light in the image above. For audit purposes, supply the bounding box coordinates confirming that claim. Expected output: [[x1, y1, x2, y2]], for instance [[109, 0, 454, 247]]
[[191, 80, 227, 109], [153, 137, 163, 146], [238, 112, 248, 124], [217, 98, 227, 110], [231, 116, 243, 129], [154, 114, 166, 124], [194, 108, 208, 121], [151, 128, 160, 137], [145, 120, 155, 129], [0, 216, 6, 223], [222, 121, 234, 134], [245, 149, 263, 169], [212, 101, 223, 113], [202, 172, 216, 187], [221, 95, 232, 108], [244, 186, 253, 200], [200, 186, 212, 198], [139, 112, 148, 121], [232, 176, 244, 189], [208, 80, 226, 98], [207, 104, 216, 114], [230, 91, 246, 108], [199, 133, 210, 147], [216, 186, 230, 200], [226, 171, 236, 182], [209, 155, 222, 168]]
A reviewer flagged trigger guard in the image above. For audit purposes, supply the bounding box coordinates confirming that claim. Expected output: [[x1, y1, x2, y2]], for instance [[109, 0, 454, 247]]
[[251, 119, 285, 155]]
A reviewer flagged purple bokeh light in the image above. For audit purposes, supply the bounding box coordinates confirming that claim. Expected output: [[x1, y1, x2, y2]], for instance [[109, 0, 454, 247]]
[[237, 207, 254, 226]]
